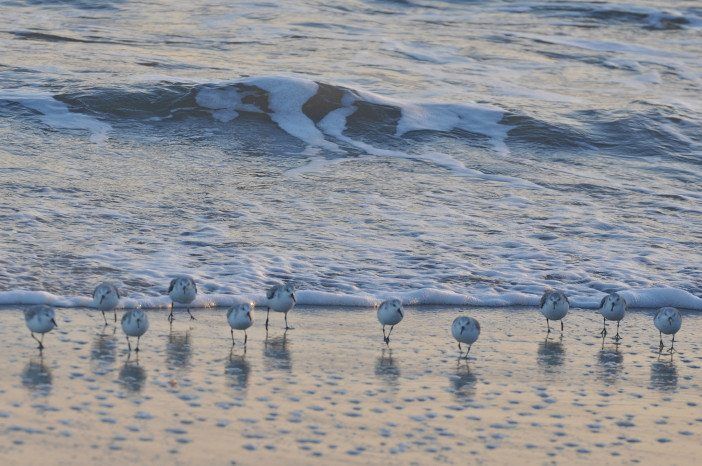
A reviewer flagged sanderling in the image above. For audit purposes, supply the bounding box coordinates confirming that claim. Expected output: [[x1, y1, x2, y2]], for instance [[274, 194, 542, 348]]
[[451, 316, 481, 358], [93, 282, 120, 324], [227, 302, 254, 347], [377, 298, 404, 346], [654, 307, 682, 353], [598, 292, 627, 341], [264, 283, 296, 330], [540, 290, 569, 333], [121, 309, 149, 352], [168, 276, 197, 321], [23, 305, 58, 350]]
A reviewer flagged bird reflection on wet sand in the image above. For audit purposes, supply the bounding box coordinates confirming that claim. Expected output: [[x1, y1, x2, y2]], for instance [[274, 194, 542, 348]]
[[263, 332, 292, 373], [21, 355, 52, 397]]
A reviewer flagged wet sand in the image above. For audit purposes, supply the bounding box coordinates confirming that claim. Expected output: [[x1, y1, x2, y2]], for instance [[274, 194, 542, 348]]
[[0, 306, 700, 465]]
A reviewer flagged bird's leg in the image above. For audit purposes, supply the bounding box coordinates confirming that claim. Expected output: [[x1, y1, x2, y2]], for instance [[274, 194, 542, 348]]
[[33, 333, 45, 350], [458, 342, 462, 356], [126, 336, 131, 352], [187, 307, 196, 320], [168, 302, 174, 322], [382, 325, 387, 344], [285, 312, 293, 330], [136, 336, 140, 353], [546, 319, 551, 334], [659, 331, 664, 352], [668, 334, 676, 354], [561, 320, 564, 332], [614, 321, 622, 341], [231, 328, 235, 345], [265, 307, 270, 331], [465, 344, 472, 359], [386, 325, 395, 345], [600, 317, 607, 337], [114, 310, 117, 323], [102, 310, 107, 325], [244, 330, 247, 347]]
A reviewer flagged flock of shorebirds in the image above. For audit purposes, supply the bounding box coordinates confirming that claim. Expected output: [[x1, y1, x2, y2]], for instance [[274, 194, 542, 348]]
[[22, 277, 684, 356]]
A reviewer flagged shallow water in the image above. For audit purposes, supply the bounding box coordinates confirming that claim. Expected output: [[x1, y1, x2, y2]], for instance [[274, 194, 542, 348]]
[[1, 0, 701, 309], [1, 307, 700, 464]]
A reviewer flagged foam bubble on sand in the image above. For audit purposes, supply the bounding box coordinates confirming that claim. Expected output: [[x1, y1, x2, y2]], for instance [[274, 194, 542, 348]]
[[1, 90, 111, 143]]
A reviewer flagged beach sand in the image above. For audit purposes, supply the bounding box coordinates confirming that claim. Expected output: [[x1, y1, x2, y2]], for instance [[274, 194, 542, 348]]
[[0, 306, 699, 465]]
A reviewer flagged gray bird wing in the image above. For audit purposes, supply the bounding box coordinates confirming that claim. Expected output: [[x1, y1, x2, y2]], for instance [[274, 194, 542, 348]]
[[266, 286, 277, 300], [539, 292, 549, 308]]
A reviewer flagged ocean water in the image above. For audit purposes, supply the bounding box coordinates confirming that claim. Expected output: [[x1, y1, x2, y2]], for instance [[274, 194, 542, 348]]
[[1, 0, 701, 310]]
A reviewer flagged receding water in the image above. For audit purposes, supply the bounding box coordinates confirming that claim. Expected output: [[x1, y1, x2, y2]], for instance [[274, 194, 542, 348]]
[[0, 0, 701, 310]]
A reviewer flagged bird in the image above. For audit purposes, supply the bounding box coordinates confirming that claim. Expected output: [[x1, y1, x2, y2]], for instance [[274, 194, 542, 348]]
[[654, 307, 682, 353], [451, 316, 480, 358], [121, 309, 149, 352], [264, 283, 296, 330], [24, 305, 58, 350], [168, 276, 197, 321], [377, 298, 404, 346], [598, 292, 627, 341], [227, 302, 254, 347], [540, 290, 569, 333], [93, 283, 120, 324]]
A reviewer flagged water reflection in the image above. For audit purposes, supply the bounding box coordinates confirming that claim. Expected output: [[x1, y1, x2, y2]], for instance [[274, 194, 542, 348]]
[[225, 350, 251, 391], [650, 357, 678, 391], [263, 332, 291, 372], [537, 338, 565, 374], [21, 356, 52, 396], [118, 359, 147, 393], [597, 345, 624, 386], [90, 326, 117, 376], [166, 330, 192, 372], [450, 362, 477, 402], [374, 349, 400, 389]]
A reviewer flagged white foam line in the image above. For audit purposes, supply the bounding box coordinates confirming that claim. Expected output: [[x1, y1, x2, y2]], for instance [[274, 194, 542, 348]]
[[1, 287, 699, 310], [0, 89, 111, 143], [319, 105, 540, 188]]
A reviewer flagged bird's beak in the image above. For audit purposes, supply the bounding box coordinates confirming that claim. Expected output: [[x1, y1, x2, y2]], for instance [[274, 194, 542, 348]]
[[51, 318, 58, 328], [291, 294, 296, 303], [668, 316, 673, 325], [398, 309, 403, 317], [247, 311, 252, 321], [137, 318, 141, 328], [460, 326, 466, 334]]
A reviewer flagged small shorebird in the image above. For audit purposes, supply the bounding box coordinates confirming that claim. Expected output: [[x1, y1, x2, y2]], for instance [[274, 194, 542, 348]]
[[264, 283, 296, 330], [93, 283, 120, 324], [598, 292, 627, 340], [377, 299, 404, 346], [654, 307, 682, 353], [24, 305, 58, 350], [228, 302, 254, 347], [540, 290, 569, 333], [121, 309, 149, 352], [168, 276, 197, 321], [451, 316, 480, 358]]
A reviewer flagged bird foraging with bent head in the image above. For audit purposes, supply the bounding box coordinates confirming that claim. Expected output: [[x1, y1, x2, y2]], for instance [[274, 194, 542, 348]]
[[540, 290, 569, 333], [24, 305, 58, 350], [264, 283, 296, 330], [228, 302, 254, 347], [654, 307, 682, 354], [168, 276, 197, 322], [121, 309, 149, 352], [93, 282, 120, 324], [377, 299, 404, 346], [452, 316, 480, 358], [598, 292, 627, 340]]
